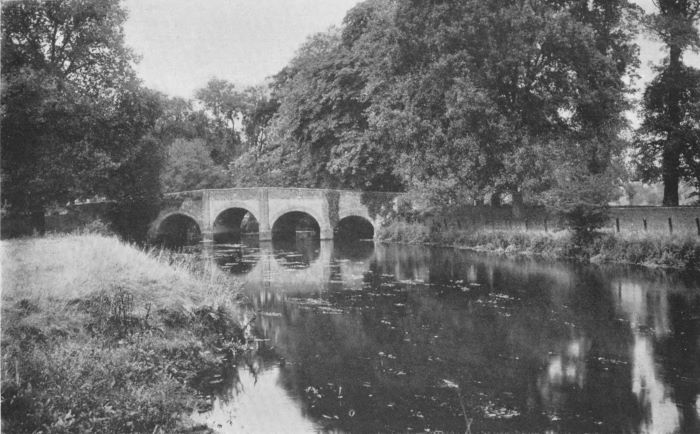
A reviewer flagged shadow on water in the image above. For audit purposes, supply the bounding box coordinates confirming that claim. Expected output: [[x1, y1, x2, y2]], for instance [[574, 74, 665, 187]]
[[271, 236, 321, 270], [188, 238, 700, 433], [211, 235, 261, 275]]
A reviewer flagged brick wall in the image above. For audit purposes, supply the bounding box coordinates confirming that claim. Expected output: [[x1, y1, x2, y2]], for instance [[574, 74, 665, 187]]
[[608, 206, 700, 236], [427, 205, 700, 236]]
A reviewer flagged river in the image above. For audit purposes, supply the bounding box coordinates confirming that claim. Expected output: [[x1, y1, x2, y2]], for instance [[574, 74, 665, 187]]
[[188, 237, 700, 433]]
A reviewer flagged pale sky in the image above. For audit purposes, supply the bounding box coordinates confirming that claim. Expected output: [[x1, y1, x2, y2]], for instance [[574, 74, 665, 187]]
[[123, 0, 360, 97], [123, 0, 700, 99]]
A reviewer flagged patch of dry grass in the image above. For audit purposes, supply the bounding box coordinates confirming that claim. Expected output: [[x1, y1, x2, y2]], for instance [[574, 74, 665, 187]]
[[1, 233, 237, 319]]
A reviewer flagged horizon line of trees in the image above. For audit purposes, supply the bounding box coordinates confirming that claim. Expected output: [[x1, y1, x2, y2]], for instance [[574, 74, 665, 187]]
[[2, 0, 700, 239]]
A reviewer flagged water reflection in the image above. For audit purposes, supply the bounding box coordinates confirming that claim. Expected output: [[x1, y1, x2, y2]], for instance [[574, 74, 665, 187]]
[[190, 355, 320, 433], [612, 273, 700, 433], [194, 240, 700, 433]]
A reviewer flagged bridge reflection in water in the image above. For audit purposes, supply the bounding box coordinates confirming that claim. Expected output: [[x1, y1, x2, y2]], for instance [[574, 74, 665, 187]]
[[191, 239, 700, 433]]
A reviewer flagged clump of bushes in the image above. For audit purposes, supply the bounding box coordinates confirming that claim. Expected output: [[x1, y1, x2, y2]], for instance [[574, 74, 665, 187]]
[[75, 218, 115, 236], [589, 233, 700, 268], [377, 220, 432, 244]]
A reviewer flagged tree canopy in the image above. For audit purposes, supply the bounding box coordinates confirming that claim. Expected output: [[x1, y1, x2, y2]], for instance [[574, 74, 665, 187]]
[[1, 0, 161, 219], [228, 0, 640, 213]]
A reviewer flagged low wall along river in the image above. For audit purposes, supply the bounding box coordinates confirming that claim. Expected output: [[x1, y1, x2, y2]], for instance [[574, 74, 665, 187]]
[[427, 205, 700, 236]]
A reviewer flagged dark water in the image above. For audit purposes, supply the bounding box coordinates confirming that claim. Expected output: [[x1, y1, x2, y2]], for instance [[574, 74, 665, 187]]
[[190, 238, 700, 433]]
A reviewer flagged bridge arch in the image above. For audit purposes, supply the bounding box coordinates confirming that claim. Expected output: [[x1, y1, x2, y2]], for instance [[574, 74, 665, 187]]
[[271, 210, 322, 239], [335, 214, 375, 240], [212, 206, 259, 243], [269, 205, 331, 239], [154, 212, 202, 247], [338, 207, 373, 222]]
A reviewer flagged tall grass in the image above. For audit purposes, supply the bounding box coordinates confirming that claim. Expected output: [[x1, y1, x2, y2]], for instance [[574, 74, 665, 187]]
[[589, 231, 700, 268], [1, 233, 245, 432], [377, 220, 700, 269], [2, 233, 240, 313]]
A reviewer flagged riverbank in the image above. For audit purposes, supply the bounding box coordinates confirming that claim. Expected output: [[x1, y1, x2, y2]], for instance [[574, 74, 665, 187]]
[[1, 234, 245, 433], [377, 221, 700, 269]]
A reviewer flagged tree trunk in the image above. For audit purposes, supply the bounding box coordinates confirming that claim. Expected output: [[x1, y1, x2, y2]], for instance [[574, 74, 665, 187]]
[[663, 44, 683, 206], [511, 190, 524, 218], [662, 143, 681, 206], [30, 208, 46, 235]]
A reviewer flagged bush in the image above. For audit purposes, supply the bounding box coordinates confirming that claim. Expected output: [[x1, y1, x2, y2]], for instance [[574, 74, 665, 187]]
[[75, 218, 115, 236], [377, 221, 431, 244]]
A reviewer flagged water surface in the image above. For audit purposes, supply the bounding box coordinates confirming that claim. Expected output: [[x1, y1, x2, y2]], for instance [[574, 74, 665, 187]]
[[191, 239, 700, 433]]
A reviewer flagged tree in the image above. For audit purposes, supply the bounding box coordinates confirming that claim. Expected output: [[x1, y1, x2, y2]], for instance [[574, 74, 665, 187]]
[[194, 78, 247, 165], [240, 85, 279, 159], [247, 0, 638, 207], [160, 138, 229, 192], [637, 0, 700, 205], [153, 95, 210, 145], [381, 0, 639, 208], [1, 0, 161, 232], [232, 0, 404, 191]]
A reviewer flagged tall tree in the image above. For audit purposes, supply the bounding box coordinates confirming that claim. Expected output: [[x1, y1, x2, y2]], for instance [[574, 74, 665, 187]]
[[248, 0, 638, 206], [379, 0, 639, 207], [1, 0, 161, 229], [637, 0, 700, 205], [160, 138, 228, 192], [194, 78, 247, 165], [240, 85, 279, 159], [232, 0, 403, 191]]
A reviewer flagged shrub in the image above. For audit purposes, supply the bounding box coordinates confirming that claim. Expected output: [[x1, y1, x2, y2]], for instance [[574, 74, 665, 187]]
[[75, 218, 114, 236]]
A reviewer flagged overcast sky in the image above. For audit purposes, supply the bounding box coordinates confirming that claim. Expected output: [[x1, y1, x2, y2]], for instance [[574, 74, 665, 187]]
[[123, 0, 700, 99], [123, 0, 359, 98]]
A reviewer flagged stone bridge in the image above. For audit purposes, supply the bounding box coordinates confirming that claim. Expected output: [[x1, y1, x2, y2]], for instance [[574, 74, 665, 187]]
[[149, 187, 398, 244]]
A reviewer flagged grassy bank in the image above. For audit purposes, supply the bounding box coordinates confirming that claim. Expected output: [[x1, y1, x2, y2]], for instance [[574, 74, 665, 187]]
[[1, 234, 246, 433], [378, 221, 700, 269]]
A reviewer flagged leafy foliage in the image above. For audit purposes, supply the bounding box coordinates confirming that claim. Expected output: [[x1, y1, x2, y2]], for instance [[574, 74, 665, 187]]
[[229, 0, 638, 216], [1, 0, 164, 239], [160, 138, 229, 192], [636, 0, 700, 205], [229, 1, 404, 190], [544, 163, 619, 244]]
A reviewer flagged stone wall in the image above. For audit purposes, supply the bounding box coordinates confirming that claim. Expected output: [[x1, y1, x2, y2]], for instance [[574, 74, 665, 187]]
[[427, 206, 556, 232], [608, 206, 700, 236], [428, 205, 700, 236]]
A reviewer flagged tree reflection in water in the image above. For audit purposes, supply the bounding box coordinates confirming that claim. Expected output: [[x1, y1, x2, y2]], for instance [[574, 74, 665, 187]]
[[192, 240, 700, 433]]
